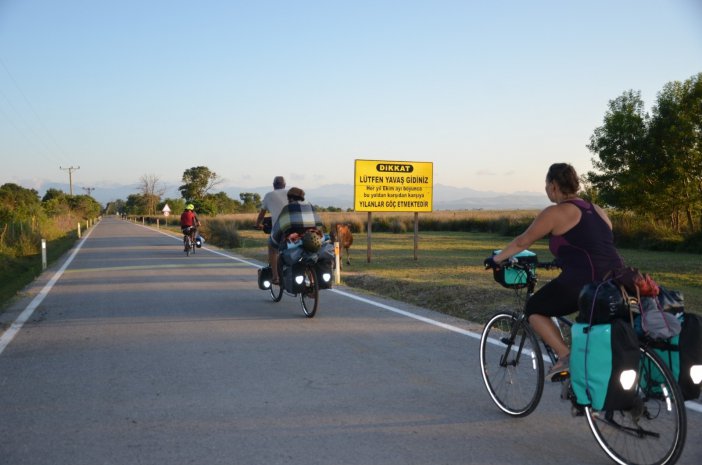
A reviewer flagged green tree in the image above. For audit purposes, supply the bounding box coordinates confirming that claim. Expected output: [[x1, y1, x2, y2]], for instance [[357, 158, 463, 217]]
[[647, 73, 702, 231], [41, 188, 70, 217], [0, 183, 44, 223], [587, 74, 702, 231], [125, 194, 147, 215], [208, 192, 241, 214], [105, 199, 126, 215], [69, 195, 102, 219], [238, 192, 261, 213], [586, 90, 650, 211], [179, 166, 222, 203]]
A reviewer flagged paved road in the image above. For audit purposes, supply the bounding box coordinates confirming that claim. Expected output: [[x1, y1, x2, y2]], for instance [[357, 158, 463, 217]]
[[1, 217, 700, 465]]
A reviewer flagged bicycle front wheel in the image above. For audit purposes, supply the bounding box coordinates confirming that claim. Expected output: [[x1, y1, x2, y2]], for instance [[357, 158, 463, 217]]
[[479, 312, 544, 417], [584, 345, 687, 465], [300, 265, 319, 318]]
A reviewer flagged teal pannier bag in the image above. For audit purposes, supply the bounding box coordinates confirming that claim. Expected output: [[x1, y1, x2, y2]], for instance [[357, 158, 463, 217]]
[[646, 313, 702, 400], [571, 319, 640, 411]]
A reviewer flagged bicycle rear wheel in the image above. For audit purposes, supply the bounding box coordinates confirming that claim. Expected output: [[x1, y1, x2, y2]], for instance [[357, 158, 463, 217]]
[[300, 265, 319, 318], [479, 312, 544, 417], [184, 236, 191, 256], [584, 346, 686, 465]]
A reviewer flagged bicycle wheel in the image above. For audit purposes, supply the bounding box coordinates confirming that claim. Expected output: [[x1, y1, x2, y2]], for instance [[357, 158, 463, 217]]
[[584, 346, 687, 465], [269, 259, 283, 302], [184, 236, 191, 256], [300, 265, 319, 318], [479, 312, 544, 417]]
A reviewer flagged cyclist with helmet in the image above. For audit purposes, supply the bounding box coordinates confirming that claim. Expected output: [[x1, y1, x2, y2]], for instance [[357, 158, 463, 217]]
[[269, 187, 325, 283], [180, 203, 201, 250]]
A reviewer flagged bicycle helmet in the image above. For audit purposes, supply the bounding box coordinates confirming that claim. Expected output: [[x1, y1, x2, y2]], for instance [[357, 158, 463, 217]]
[[186, 204, 195, 210], [302, 230, 322, 252]]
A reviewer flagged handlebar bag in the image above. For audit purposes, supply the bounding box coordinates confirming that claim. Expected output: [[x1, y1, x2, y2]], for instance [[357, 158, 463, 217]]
[[491, 249, 537, 289], [571, 319, 640, 411]]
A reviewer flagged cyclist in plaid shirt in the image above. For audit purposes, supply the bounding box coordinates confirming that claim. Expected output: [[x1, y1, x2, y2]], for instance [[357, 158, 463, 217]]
[[269, 187, 324, 283]]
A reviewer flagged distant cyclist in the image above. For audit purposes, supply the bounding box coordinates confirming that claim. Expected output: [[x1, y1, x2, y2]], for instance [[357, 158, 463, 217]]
[[180, 203, 200, 249]]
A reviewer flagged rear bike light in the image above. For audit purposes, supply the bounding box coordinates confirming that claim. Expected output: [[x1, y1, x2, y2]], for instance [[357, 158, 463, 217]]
[[322, 273, 331, 282]]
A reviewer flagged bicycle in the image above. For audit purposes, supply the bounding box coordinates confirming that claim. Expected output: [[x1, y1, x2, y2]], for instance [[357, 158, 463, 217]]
[[183, 226, 197, 256], [261, 231, 334, 319], [480, 257, 687, 465]]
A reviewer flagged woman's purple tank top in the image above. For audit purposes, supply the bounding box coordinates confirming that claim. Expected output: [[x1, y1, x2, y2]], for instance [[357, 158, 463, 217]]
[[549, 199, 623, 287]]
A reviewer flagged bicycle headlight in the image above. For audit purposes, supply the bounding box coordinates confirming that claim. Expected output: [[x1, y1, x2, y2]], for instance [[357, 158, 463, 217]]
[[295, 275, 305, 285], [690, 365, 702, 385], [619, 369, 637, 391], [322, 272, 331, 282]]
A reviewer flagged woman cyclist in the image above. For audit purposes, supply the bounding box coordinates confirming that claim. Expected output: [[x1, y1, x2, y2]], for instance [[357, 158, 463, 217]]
[[485, 163, 624, 379]]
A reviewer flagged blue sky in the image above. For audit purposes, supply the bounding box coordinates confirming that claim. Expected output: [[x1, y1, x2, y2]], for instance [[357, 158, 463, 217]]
[[1, 0, 701, 200]]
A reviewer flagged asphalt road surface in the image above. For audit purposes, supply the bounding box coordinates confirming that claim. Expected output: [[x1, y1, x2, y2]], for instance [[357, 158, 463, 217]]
[[1, 217, 700, 465]]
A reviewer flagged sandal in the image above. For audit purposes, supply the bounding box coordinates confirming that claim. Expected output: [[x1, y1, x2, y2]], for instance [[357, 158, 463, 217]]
[[546, 355, 570, 381]]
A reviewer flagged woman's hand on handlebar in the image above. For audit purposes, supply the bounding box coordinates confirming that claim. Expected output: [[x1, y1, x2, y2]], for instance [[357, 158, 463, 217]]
[[484, 256, 499, 270], [484, 256, 518, 270]]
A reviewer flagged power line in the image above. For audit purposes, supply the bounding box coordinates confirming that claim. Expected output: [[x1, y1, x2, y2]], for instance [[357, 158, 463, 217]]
[[0, 55, 70, 165], [60, 166, 80, 196]]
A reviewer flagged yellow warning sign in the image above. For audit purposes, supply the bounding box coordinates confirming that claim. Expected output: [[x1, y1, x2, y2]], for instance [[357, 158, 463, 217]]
[[354, 160, 433, 212]]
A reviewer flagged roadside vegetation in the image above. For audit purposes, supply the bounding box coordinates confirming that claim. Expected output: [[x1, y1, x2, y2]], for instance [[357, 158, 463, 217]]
[[198, 212, 702, 323], [0, 184, 101, 307]]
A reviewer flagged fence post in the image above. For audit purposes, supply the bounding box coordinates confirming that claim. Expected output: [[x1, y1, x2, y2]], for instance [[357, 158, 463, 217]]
[[334, 242, 341, 284], [41, 239, 47, 270], [77, 223, 81, 238], [157, 218, 160, 229]]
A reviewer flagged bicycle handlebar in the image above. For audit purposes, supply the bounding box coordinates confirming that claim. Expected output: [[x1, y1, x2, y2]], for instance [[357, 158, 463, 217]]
[[483, 258, 559, 271]]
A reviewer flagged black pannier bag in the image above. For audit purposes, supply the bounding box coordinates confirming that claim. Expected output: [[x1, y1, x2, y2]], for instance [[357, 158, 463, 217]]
[[257, 266, 272, 290], [678, 313, 702, 400], [315, 259, 333, 289], [577, 280, 630, 325], [282, 262, 306, 294]]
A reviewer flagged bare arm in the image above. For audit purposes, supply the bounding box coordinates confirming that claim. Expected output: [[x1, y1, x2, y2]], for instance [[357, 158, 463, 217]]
[[492, 205, 561, 263], [255, 209, 267, 229]]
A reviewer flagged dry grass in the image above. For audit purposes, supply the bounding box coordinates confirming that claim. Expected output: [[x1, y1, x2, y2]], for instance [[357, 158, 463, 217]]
[[231, 226, 702, 323]]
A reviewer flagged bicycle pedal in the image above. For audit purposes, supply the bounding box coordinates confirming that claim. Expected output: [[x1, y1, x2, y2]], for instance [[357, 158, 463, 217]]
[[549, 371, 570, 383]]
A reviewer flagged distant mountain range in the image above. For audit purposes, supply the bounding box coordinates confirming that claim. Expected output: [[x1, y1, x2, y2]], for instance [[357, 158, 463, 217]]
[[31, 181, 550, 211]]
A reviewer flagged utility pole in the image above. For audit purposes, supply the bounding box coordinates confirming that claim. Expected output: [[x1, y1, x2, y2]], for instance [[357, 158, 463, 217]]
[[60, 166, 80, 196], [82, 187, 95, 196]]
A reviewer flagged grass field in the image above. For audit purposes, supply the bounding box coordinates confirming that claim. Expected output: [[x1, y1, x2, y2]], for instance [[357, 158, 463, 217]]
[[234, 228, 702, 323]]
